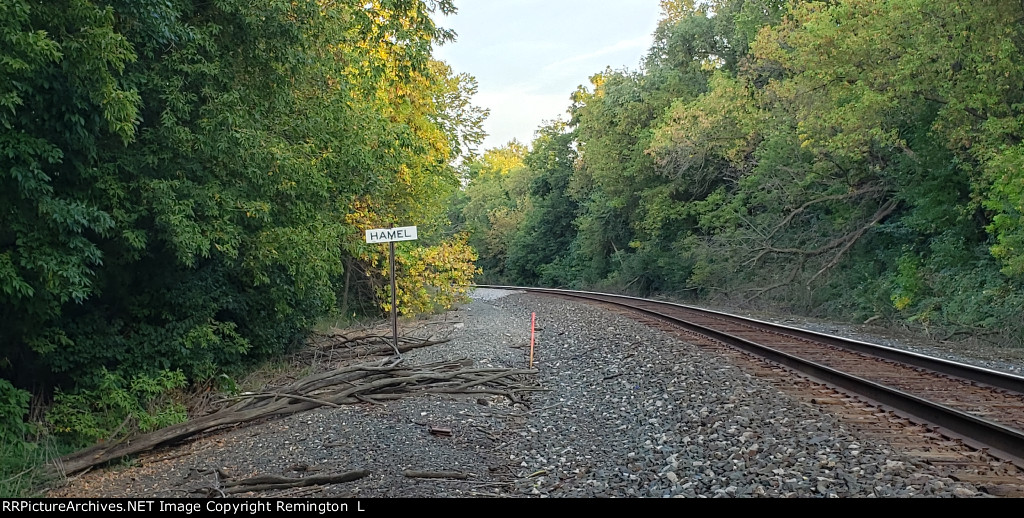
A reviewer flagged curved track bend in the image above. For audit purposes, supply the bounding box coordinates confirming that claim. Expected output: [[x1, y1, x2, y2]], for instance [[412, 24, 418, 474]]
[[476, 285, 1024, 469]]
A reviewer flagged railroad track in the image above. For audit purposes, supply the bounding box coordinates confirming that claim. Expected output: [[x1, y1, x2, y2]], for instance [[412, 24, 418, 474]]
[[476, 286, 1024, 472]]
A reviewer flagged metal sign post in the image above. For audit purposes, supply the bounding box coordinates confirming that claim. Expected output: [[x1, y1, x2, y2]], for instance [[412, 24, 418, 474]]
[[389, 239, 397, 356], [365, 226, 418, 357]]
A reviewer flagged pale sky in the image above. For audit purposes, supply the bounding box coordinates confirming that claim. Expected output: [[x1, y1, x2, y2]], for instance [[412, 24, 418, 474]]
[[433, 0, 664, 152]]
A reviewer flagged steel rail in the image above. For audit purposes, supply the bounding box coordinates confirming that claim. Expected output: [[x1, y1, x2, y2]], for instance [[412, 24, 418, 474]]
[[477, 285, 1024, 393], [474, 285, 1024, 467]]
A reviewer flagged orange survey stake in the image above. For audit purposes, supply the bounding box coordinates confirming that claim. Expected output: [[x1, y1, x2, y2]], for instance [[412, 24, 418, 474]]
[[529, 312, 536, 369]]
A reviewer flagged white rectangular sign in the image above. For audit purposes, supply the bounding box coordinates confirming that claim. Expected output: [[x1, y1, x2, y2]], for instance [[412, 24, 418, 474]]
[[365, 226, 418, 244]]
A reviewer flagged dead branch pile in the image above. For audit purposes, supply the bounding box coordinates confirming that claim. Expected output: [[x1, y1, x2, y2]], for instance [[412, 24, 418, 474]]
[[299, 328, 453, 365], [187, 329, 453, 416], [53, 358, 540, 477]]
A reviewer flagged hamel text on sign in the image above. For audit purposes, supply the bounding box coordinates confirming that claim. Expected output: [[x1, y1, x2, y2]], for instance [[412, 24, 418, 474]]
[[365, 226, 418, 244]]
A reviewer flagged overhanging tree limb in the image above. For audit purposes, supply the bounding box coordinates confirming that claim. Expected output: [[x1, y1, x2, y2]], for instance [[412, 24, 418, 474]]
[[807, 198, 898, 284], [767, 185, 888, 240]]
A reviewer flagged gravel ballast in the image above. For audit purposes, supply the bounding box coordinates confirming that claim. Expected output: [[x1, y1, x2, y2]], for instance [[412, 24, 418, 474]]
[[50, 289, 1010, 498]]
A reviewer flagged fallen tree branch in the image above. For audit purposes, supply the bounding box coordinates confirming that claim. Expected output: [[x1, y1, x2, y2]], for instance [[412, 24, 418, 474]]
[[216, 391, 342, 409], [807, 198, 898, 284], [744, 196, 897, 293], [297, 330, 454, 372], [752, 194, 894, 263], [53, 358, 541, 476], [768, 185, 887, 239], [190, 470, 371, 496], [222, 471, 371, 494], [743, 256, 805, 305]]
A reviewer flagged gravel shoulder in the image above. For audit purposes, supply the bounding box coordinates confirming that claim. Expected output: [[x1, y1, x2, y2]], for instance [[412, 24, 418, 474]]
[[47, 288, 1017, 498], [673, 299, 1024, 377]]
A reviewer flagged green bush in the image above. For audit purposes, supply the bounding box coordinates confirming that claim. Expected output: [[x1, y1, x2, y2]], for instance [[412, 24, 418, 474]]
[[0, 379, 31, 446], [47, 369, 187, 446]]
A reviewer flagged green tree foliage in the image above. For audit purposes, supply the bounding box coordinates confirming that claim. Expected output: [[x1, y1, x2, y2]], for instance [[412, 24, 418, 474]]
[[460, 143, 531, 281], [366, 235, 480, 316], [567, 72, 652, 287], [47, 368, 187, 446], [1, 0, 484, 440], [505, 121, 580, 286], [0, 379, 32, 446], [1, 1, 138, 381], [728, 0, 1024, 330], [466, 0, 1024, 343]]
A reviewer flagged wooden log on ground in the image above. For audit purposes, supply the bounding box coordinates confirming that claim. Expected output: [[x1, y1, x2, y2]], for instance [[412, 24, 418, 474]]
[[223, 471, 371, 494]]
